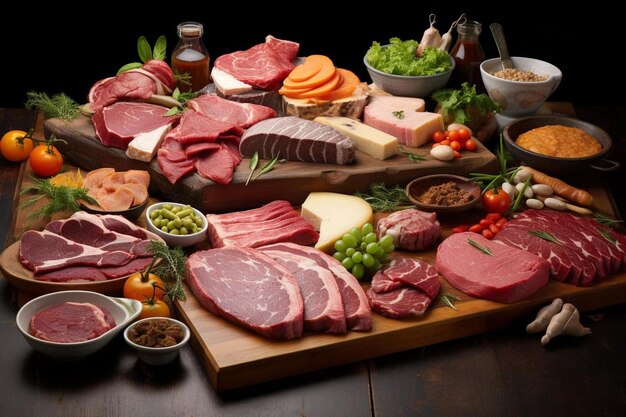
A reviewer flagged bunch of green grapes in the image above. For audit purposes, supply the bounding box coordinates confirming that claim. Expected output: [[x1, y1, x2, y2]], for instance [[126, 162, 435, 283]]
[[332, 223, 394, 279]]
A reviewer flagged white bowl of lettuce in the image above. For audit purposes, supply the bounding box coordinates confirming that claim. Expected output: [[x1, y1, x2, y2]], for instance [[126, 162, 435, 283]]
[[364, 38, 455, 97]]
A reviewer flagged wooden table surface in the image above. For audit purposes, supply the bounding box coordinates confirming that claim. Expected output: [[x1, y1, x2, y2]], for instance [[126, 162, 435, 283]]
[[1, 106, 626, 417]]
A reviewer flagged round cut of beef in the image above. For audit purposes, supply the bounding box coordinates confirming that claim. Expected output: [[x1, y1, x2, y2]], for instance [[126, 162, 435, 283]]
[[30, 302, 116, 343], [376, 209, 441, 251]]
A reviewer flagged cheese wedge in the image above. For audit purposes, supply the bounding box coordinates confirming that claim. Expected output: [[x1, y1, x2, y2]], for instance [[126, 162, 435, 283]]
[[363, 96, 443, 147], [301, 192, 373, 253], [211, 67, 253, 96], [126, 124, 172, 162], [315, 116, 398, 160]]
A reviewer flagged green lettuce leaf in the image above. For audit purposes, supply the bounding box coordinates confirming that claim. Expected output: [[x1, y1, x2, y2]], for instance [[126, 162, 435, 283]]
[[432, 82, 501, 126], [365, 37, 451, 76]]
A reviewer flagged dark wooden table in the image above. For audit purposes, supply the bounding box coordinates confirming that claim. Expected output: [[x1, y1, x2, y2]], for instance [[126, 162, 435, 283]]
[[1, 107, 625, 417]]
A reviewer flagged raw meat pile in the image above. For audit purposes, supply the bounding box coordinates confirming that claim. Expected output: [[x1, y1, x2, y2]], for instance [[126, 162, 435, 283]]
[[367, 257, 440, 319], [186, 244, 371, 340], [494, 210, 626, 286], [376, 209, 441, 251], [205, 200, 319, 248], [19, 212, 161, 282], [30, 302, 116, 343], [81, 168, 150, 211], [157, 94, 276, 184]]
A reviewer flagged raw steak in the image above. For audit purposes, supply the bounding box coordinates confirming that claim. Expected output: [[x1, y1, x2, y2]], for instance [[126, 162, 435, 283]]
[[376, 209, 441, 251], [436, 232, 550, 303], [19, 230, 134, 273], [261, 249, 346, 334], [164, 109, 242, 145], [213, 35, 299, 91], [30, 302, 115, 343], [367, 287, 434, 320], [370, 257, 440, 299], [92, 102, 177, 150], [98, 214, 162, 241], [195, 141, 240, 185], [34, 257, 153, 282], [204, 83, 285, 116], [494, 209, 626, 286], [186, 247, 304, 339], [239, 117, 356, 164], [259, 242, 371, 331], [205, 200, 319, 248], [188, 94, 276, 128]]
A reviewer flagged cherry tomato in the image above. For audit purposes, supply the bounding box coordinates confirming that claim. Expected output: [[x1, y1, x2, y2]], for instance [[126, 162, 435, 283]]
[[469, 224, 483, 233], [479, 219, 494, 228], [458, 128, 471, 142], [124, 272, 166, 301], [465, 139, 478, 152], [452, 225, 469, 233], [496, 218, 508, 228], [432, 131, 446, 143], [482, 229, 495, 240], [482, 189, 511, 214], [440, 139, 450, 146], [29, 144, 63, 177], [454, 150, 462, 158], [485, 213, 502, 221], [1, 130, 34, 162], [139, 299, 171, 319], [449, 140, 461, 151], [489, 224, 501, 234], [447, 130, 460, 142]]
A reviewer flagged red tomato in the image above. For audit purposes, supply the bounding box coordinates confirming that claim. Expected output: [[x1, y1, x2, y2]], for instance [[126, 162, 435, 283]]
[[479, 219, 494, 228], [440, 139, 450, 146], [449, 140, 461, 151], [482, 189, 511, 214], [482, 229, 494, 239], [465, 139, 478, 152], [489, 224, 501, 234], [29, 145, 63, 177], [139, 299, 171, 319], [469, 224, 483, 233], [452, 225, 469, 233], [458, 128, 471, 142], [485, 213, 502, 221], [1, 130, 34, 162], [454, 150, 462, 158], [447, 130, 460, 142], [496, 218, 508, 227], [432, 131, 446, 143]]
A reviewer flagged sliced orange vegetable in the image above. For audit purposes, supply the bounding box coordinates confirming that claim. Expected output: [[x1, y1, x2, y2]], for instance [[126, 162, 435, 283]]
[[288, 70, 342, 99], [282, 55, 336, 90], [317, 68, 360, 101], [278, 84, 312, 96], [289, 59, 323, 82]]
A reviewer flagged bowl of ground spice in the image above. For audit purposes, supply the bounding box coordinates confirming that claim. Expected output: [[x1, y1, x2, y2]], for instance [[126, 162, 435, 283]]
[[480, 57, 562, 117], [124, 317, 190, 366], [405, 174, 481, 213]]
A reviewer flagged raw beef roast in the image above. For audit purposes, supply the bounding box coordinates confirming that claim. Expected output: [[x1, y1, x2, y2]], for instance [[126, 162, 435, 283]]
[[213, 35, 299, 91], [188, 94, 276, 128], [205, 200, 319, 248], [259, 242, 371, 331], [376, 209, 441, 251], [494, 209, 626, 286], [186, 247, 304, 339], [30, 302, 116, 343], [239, 117, 356, 164], [436, 232, 550, 303], [92, 102, 178, 150], [367, 257, 440, 319], [261, 248, 346, 334]]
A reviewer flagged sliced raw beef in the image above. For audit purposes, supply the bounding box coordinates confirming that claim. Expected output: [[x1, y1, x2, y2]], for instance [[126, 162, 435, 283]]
[[157, 156, 196, 184], [89, 59, 175, 111], [188, 94, 276, 128], [186, 247, 304, 339], [376, 209, 441, 251], [30, 302, 115, 343], [370, 257, 440, 299], [205, 83, 285, 116], [165, 109, 242, 145], [98, 214, 162, 241], [239, 117, 356, 164], [205, 200, 319, 248], [436, 232, 550, 303], [214, 35, 299, 91], [19, 230, 134, 273], [261, 249, 346, 334], [159, 137, 188, 162], [92, 102, 178, 150], [367, 287, 433, 320], [34, 257, 153, 282], [184, 141, 221, 157], [494, 209, 626, 286], [259, 242, 371, 331], [195, 141, 240, 185]]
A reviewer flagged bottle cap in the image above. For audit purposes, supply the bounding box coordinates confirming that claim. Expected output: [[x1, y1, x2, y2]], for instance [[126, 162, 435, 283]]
[[177, 22, 203, 38]]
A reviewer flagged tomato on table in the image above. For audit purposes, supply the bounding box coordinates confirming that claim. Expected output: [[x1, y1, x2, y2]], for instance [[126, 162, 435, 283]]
[[124, 272, 166, 301], [482, 189, 511, 214], [29, 144, 63, 177], [1, 130, 34, 162], [140, 298, 171, 319]]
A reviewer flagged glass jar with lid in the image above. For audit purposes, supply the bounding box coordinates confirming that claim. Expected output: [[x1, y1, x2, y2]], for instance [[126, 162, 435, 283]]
[[171, 22, 210, 92], [449, 20, 485, 91]]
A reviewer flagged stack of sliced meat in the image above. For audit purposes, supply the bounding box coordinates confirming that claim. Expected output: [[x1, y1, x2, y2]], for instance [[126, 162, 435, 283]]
[[82, 168, 150, 211], [157, 94, 276, 185], [494, 209, 626, 286], [205, 200, 319, 248], [367, 257, 441, 319], [19, 212, 162, 282], [185, 244, 371, 340]]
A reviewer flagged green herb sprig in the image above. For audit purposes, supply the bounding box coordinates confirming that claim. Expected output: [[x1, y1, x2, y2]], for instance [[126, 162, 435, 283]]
[[467, 238, 494, 256], [148, 240, 187, 301], [118, 35, 167, 74], [25, 91, 80, 121], [398, 146, 426, 163], [245, 152, 259, 185], [355, 183, 415, 212], [20, 176, 96, 220], [598, 228, 617, 245], [528, 230, 561, 245], [252, 154, 280, 181], [593, 212, 623, 229], [440, 293, 461, 310], [392, 110, 405, 119]]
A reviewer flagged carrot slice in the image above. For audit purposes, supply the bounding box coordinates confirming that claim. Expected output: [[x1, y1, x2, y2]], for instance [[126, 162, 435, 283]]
[[317, 68, 360, 101], [291, 71, 342, 99], [282, 55, 336, 90], [288, 59, 323, 82]]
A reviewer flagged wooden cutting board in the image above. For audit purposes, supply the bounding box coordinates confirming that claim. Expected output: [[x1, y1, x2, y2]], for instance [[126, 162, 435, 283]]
[[44, 115, 498, 214]]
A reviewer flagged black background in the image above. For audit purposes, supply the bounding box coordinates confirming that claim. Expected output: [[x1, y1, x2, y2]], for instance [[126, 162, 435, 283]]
[[0, 6, 618, 108]]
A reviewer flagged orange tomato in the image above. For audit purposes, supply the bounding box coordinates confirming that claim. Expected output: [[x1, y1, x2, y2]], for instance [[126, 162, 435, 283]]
[[1, 130, 34, 162], [447, 130, 460, 142], [124, 272, 166, 301], [465, 139, 478, 152], [458, 128, 471, 142], [432, 130, 446, 143], [449, 141, 461, 151], [29, 144, 63, 177], [139, 299, 171, 319]]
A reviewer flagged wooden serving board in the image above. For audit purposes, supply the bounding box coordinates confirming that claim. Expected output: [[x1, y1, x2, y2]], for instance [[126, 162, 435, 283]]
[[44, 116, 498, 214]]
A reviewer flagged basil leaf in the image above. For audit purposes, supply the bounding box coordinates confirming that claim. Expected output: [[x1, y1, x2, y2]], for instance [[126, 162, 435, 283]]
[[153, 35, 167, 61], [117, 62, 143, 75], [164, 107, 180, 116], [245, 152, 259, 186], [137, 36, 153, 63]]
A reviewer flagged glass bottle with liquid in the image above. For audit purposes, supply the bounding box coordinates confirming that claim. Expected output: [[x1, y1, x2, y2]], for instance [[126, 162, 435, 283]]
[[171, 22, 210, 92], [449, 20, 485, 92]]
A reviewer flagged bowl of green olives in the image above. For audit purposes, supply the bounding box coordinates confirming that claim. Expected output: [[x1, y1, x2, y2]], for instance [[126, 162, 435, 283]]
[[145, 202, 207, 247]]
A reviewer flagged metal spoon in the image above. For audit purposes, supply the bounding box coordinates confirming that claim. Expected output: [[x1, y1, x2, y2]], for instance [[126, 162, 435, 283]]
[[490, 23, 514, 69]]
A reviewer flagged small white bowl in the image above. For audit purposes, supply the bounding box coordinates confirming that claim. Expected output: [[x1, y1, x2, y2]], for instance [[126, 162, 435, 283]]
[[145, 202, 207, 247], [16, 291, 142, 360], [123, 317, 190, 366], [480, 57, 562, 117]]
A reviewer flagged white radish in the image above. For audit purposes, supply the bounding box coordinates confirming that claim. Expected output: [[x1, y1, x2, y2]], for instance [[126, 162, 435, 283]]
[[531, 184, 554, 196], [416, 14, 442, 57], [439, 14, 466, 52], [525, 198, 544, 210]]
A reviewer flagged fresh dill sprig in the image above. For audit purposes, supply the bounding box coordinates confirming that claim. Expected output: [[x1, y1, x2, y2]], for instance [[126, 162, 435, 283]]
[[355, 182, 415, 212], [148, 240, 187, 301], [20, 176, 95, 220], [25, 91, 79, 121]]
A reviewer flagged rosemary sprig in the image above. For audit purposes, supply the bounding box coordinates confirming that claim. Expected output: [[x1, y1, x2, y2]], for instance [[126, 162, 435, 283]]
[[252, 154, 280, 181], [440, 293, 461, 310], [25, 91, 79, 121], [20, 176, 96, 220], [528, 230, 561, 244], [354, 182, 415, 212], [598, 228, 617, 244], [467, 238, 494, 256], [148, 240, 187, 301], [398, 146, 426, 163], [392, 110, 405, 119], [245, 151, 259, 185], [593, 212, 623, 229]]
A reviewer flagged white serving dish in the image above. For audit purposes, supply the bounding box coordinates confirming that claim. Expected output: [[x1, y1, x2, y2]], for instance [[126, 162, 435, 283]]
[[145, 202, 207, 248]]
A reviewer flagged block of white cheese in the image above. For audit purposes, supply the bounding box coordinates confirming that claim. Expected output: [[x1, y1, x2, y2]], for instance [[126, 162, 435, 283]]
[[211, 67, 253, 96], [363, 96, 443, 147], [301, 192, 373, 253], [314, 116, 398, 160], [125, 123, 172, 162]]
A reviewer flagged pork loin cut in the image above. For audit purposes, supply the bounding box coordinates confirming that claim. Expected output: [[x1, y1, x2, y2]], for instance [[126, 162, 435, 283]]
[[376, 209, 441, 251], [186, 247, 304, 339], [261, 248, 346, 334], [30, 302, 115, 343], [239, 117, 356, 164], [259, 242, 372, 331], [436, 232, 550, 303]]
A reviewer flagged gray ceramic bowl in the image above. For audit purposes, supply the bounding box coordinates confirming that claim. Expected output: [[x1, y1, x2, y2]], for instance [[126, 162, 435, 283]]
[[502, 115, 619, 175], [364, 49, 455, 97]]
